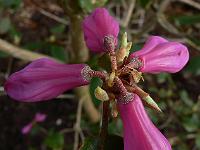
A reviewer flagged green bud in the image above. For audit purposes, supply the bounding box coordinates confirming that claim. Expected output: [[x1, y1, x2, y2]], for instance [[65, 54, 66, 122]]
[[143, 95, 162, 112]]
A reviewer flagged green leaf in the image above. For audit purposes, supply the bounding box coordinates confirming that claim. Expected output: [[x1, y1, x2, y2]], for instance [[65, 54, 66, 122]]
[[0, 17, 11, 34], [156, 73, 170, 84], [108, 119, 123, 135], [80, 137, 99, 150], [79, 0, 107, 12], [173, 14, 200, 25], [130, 44, 142, 53], [186, 56, 200, 74], [0, 0, 22, 8], [50, 24, 66, 34], [48, 45, 67, 62], [87, 55, 99, 69], [179, 90, 193, 107], [195, 133, 200, 149], [0, 51, 9, 58], [44, 131, 64, 150], [182, 114, 199, 132], [79, 0, 93, 12], [23, 41, 47, 51], [139, 0, 151, 8]]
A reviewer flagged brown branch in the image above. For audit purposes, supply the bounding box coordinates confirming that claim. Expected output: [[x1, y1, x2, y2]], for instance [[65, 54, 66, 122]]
[[73, 97, 84, 150], [0, 38, 60, 62], [99, 101, 110, 150], [58, 0, 100, 123], [75, 86, 100, 123], [120, 0, 136, 28]]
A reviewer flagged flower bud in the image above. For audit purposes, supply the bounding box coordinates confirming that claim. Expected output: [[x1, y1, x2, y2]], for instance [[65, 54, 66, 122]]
[[143, 95, 162, 112], [94, 86, 109, 101], [129, 36, 189, 73], [82, 8, 119, 53], [4, 58, 91, 102], [117, 32, 132, 63]]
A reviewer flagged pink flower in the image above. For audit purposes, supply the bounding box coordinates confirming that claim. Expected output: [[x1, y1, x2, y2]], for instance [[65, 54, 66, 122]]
[[34, 113, 47, 122], [129, 36, 189, 73], [21, 123, 33, 135], [4, 58, 91, 102], [83, 8, 119, 53], [118, 94, 172, 150], [21, 112, 47, 135]]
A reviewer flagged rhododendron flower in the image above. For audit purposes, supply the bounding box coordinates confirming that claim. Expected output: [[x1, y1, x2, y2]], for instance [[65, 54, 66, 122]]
[[118, 94, 171, 150], [22, 113, 46, 135], [129, 36, 189, 73], [83, 8, 119, 53], [4, 58, 92, 102]]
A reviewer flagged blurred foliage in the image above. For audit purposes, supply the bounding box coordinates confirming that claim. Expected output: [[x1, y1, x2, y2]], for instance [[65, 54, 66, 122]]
[[186, 56, 200, 75], [0, 0, 22, 9], [81, 134, 123, 150], [173, 15, 200, 26], [79, 0, 107, 12], [44, 130, 64, 150]]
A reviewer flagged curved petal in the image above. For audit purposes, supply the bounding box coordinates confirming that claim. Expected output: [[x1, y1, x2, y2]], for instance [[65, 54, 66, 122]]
[[132, 36, 168, 56], [4, 58, 91, 102], [82, 8, 119, 53], [118, 95, 172, 150], [130, 36, 189, 73]]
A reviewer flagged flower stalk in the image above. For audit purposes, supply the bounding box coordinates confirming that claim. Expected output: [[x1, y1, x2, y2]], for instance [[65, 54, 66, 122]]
[[99, 101, 110, 150]]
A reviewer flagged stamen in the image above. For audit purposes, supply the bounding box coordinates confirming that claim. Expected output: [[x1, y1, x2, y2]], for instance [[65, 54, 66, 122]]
[[103, 35, 117, 71], [127, 57, 143, 69], [81, 65, 93, 82], [103, 35, 115, 52], [117, 92, 134, 104]]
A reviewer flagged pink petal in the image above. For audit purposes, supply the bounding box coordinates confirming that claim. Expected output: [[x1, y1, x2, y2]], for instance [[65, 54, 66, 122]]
[[133, 36, 168, 56], [130, 37, 189, 73], [83, 8, 119, 53], [21, 123, 33, 135], [118, 95, 172, 150], [4, 58, 91, 102], [34, 113, 47, 122]]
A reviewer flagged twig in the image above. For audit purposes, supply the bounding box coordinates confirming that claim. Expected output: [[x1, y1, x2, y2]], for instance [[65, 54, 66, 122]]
[[75, 86, 100, 123], [56, 94, 75, 99], [99, 101, 110, 150], [38, 8, 69, 25], [60, 128, 74, 134], [0, 39, 60, 62], [120, 0, 136, 28], [157, 0, 182, 36], [73, 97, 85, 150], [5, 57, 13, 79], [58, 0, 100, 124]]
